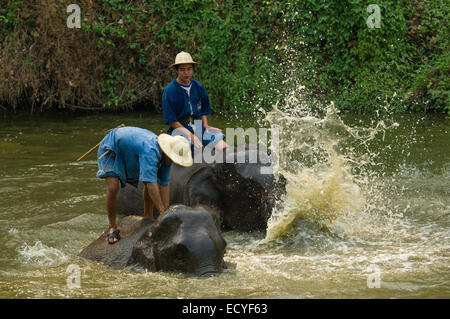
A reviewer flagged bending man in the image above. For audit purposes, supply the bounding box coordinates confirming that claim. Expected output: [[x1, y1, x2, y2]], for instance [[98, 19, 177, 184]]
[[96, 126, 193, 244]]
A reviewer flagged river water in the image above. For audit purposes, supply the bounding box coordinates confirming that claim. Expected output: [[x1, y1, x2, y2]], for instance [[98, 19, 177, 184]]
[[0, 105, 448, 298]]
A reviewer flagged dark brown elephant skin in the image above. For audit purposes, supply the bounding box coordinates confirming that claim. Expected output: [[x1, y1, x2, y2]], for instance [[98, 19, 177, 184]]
[[116, 144, 286, 232]]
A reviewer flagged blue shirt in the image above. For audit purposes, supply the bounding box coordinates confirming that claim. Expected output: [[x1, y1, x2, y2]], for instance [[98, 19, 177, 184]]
[[162, 79, 212, 125], [96, 127, 171, 187]]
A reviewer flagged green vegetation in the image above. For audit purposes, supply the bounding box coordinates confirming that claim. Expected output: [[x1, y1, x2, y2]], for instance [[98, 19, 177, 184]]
[[0, 0, 448, 114]]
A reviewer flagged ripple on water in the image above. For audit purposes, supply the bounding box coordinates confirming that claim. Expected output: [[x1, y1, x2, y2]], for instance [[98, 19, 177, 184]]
[[17, 241, 69, 267]]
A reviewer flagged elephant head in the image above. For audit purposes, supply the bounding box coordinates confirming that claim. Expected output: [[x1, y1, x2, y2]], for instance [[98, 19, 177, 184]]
[[150, 205, 227, 277], [212, 144, 286, 231], [79, 205, 228, 277]]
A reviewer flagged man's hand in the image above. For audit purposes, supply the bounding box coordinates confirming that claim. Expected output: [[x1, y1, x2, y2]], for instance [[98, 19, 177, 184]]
[[169, 121, 203, 149], [205, 125, 222, 133], [202, 115, 222, 134], [191, 133, 203, 149]]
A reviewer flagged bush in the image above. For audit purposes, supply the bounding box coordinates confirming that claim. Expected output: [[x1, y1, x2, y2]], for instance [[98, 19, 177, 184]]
[[0, 0, 448, 114]]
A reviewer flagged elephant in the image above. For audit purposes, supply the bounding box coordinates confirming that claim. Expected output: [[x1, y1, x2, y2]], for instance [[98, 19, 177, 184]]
[[78, 205, 229, 276], [117, 144, 286, 232]]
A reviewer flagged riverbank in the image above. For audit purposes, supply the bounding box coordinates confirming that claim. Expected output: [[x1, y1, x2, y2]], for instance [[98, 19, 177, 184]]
[[1, 0, 448, 114]]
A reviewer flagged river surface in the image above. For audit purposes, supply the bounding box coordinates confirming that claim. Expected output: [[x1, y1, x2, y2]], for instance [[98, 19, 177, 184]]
[[0, 107, 448, 298]]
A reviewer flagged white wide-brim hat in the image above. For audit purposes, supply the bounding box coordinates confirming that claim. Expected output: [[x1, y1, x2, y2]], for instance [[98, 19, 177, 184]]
[[170, 51, 197, 68], [158, 134, 193, 167]]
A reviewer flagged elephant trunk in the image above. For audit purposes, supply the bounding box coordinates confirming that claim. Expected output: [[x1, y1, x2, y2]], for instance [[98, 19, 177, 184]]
[[196, 264, 222, 277]]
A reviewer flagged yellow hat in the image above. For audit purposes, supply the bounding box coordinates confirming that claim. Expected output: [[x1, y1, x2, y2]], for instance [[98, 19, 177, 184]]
[[171, 51, 197, 68], [158, 134, 193, 167]]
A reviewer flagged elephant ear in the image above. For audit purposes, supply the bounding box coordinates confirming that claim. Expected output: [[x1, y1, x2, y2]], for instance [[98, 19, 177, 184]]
[[192, 204, 222, 230], [219, 143, 277, 189], [150, 209, 186, 272], [187, 166, 223, 211], [150, 210, 182, 246]]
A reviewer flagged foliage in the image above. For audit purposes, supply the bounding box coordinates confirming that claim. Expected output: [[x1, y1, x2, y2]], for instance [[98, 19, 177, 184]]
[[0, 0, 448, 114], [277, 0, 449, 113]]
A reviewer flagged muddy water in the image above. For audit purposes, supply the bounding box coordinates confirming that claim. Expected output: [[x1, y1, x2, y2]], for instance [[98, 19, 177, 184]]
[[0, 108, 448, 298]]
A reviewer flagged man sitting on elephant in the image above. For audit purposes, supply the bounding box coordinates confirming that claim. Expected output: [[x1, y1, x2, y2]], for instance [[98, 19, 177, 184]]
[[96, 126, 193, 244], [162, 51, 227, 152]]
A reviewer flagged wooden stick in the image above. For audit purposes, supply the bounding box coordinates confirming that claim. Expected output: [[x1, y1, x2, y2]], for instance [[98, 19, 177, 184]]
[[97, 149, 111, 161], [76, 124, 125, 162]]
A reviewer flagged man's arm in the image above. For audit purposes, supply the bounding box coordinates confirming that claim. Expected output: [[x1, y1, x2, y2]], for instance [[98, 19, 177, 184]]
[[159, 185, 170, 208], [201, 115, 208, 128], [145, 182, 166, 214], [201, 115, 222, 133], [169, 121, 203, 148]]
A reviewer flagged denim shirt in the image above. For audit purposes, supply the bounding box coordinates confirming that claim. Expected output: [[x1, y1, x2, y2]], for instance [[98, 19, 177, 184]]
[[96, 127, 171, 187], [162, 79, 212, 125]]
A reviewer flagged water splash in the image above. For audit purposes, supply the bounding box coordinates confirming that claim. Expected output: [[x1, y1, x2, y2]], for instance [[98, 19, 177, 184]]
[[262, 85, 398, 242], [17, 241, 69, 266], [265, 151, 364, 242]]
